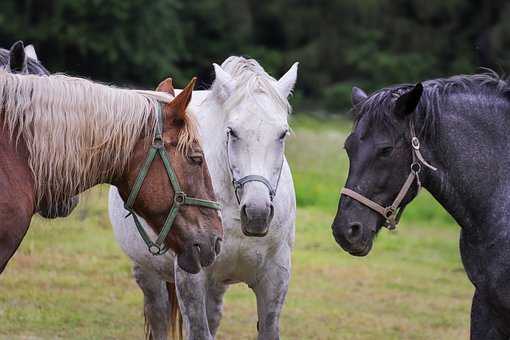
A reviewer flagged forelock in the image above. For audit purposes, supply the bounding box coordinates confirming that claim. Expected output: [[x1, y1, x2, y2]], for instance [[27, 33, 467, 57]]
[[217, 56, 291, 118]]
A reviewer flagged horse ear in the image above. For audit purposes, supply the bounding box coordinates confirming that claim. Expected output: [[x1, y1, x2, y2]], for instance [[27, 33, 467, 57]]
[[24, 44, 38, 61], [213, 63, 235, 103], [167, 77, 196, 120], [8, 41, 27, 72], [394, 83, 423, 119], [277, 62, 299, 97], [156, 77, 175, 97], [352, 86, 367, 106]]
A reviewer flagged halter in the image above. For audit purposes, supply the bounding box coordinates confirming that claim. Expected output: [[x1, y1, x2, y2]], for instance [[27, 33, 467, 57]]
[[124, 104, 222, 255], [226, 130, 284, 204], [341, 121, 437, 230]]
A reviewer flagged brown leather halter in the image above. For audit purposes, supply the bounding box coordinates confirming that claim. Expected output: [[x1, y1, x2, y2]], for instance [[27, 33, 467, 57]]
[[341, 121, 437, 230]]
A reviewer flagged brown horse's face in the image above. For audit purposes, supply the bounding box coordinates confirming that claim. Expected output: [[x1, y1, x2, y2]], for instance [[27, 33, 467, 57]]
[[116, 78, 223, 274]]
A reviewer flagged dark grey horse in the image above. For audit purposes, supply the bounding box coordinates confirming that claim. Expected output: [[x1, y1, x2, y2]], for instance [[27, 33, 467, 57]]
[[0, 41, 50, 75], [332, 73, 510, 339], [0, 41, 79, 218]]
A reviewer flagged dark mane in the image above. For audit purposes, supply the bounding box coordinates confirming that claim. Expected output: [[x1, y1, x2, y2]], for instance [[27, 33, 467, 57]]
[[0, 48, 50, 75], [353, 71, 510, 140]]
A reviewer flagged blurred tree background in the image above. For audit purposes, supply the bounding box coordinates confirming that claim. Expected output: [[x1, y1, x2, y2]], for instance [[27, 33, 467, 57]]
[[1, 0, 510, 112]]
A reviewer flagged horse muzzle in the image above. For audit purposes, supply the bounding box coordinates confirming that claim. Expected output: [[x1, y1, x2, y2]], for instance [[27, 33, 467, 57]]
[[332, 217, 375, 257], [177, 235, 222, 274], [240, 199, 274, 237]]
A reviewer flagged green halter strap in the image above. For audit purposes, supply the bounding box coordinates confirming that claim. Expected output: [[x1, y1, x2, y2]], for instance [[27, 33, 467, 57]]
[[123, 104, 222, 255]]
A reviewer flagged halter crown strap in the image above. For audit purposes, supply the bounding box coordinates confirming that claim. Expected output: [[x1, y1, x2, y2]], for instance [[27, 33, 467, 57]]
[[410, 121, 437, 172], [155, 104, 164, 141], [123, 103, 221, 255], [341, 121, 436, 230]]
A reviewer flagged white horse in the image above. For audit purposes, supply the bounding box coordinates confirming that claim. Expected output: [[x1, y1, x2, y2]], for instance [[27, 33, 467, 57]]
[[109, 56, 298, 339]]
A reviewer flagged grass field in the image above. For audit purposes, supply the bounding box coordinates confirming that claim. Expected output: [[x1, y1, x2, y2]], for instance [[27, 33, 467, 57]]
[[0, 115, 473, 339]]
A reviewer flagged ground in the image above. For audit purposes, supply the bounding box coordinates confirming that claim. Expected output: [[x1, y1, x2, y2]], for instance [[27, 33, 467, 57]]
[[0, 115, 472, 339]]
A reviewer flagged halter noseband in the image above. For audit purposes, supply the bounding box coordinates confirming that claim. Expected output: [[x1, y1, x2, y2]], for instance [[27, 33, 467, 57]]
[[341, 121, 437, 230], [124, 104, 222, 255], [226, 130, 284, 204]]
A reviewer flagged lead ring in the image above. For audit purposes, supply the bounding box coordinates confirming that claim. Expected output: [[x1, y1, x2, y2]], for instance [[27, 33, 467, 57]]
[[149, 245, 160, 255], [411, 162, 421, 174]]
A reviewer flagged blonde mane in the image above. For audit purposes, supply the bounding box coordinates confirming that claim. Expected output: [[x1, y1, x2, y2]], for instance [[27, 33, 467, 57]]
[[0, 70, 195, 208], [217, 56, 291, 117]]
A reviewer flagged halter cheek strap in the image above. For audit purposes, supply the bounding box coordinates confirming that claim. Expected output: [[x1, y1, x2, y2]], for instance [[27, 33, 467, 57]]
[[341, 121, 437, 230]]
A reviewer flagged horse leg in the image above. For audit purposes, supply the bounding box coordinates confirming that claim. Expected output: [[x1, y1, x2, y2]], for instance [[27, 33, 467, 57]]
[[0, 209, 32, 274], [205, 282, 227, 337], [174, 263, 212, 340], [252, 246, 291, 340], [470, 289, 507, 340], [133, 263, 170, 340], [470, 289, 501, 340], [470, 272, 510, 339]]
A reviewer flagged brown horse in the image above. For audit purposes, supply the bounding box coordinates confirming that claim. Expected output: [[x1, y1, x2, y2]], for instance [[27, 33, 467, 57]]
[[0, 70, 223, 274]]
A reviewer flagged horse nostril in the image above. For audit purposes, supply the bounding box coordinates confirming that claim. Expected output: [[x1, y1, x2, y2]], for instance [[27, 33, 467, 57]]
[[241, 204, 247, 218], [193, 243, 201, 254], [214, 237, 222, 255], [347, 222, 363, 242]]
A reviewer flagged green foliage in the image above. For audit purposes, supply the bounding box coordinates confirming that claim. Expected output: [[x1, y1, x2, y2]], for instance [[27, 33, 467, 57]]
[[1, 0, 509, 109], [0, 0, 186, 84], [322, 82, 354, 113]]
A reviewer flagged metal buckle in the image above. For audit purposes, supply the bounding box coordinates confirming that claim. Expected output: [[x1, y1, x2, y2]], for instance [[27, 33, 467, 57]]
[[384, 207, 395, 219], [232, 180, 242, 190], [383, 207, 397, 230], [148, 244, 161, 255], [153, 137, 164, 149], [174, 192, 186, 205], [411, 137, 420, 150], [411, 162, 421, 174]]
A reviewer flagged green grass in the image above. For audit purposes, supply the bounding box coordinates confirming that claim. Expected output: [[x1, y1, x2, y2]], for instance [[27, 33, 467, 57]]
[[0, 114, 472, 339]]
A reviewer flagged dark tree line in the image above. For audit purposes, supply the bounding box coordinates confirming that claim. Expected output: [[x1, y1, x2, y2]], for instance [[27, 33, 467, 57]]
[[1, 0, 509, 112]]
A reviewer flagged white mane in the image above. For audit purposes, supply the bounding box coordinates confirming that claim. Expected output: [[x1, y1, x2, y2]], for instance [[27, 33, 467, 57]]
[[213, 56, 292, 117], [0, 70, 173, 208]]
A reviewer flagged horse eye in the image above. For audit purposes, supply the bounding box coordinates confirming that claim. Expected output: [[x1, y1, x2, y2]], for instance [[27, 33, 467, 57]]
[[189, 153, 203, 165], [228, 128, 238, 139], [379, 146, 393, 157]]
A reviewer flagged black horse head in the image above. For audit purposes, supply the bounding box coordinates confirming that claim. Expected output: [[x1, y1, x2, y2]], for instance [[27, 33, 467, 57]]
[[332, 83, 428, 256]]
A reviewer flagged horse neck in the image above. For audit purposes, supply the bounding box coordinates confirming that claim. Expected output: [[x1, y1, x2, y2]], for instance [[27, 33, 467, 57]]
[[420, 93, 510, 242], [0, 119, 41, 220]]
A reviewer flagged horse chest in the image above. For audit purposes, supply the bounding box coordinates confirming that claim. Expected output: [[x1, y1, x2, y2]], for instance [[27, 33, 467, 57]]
[[460, 229, 510, 292], [208, 220, 275, 283]]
